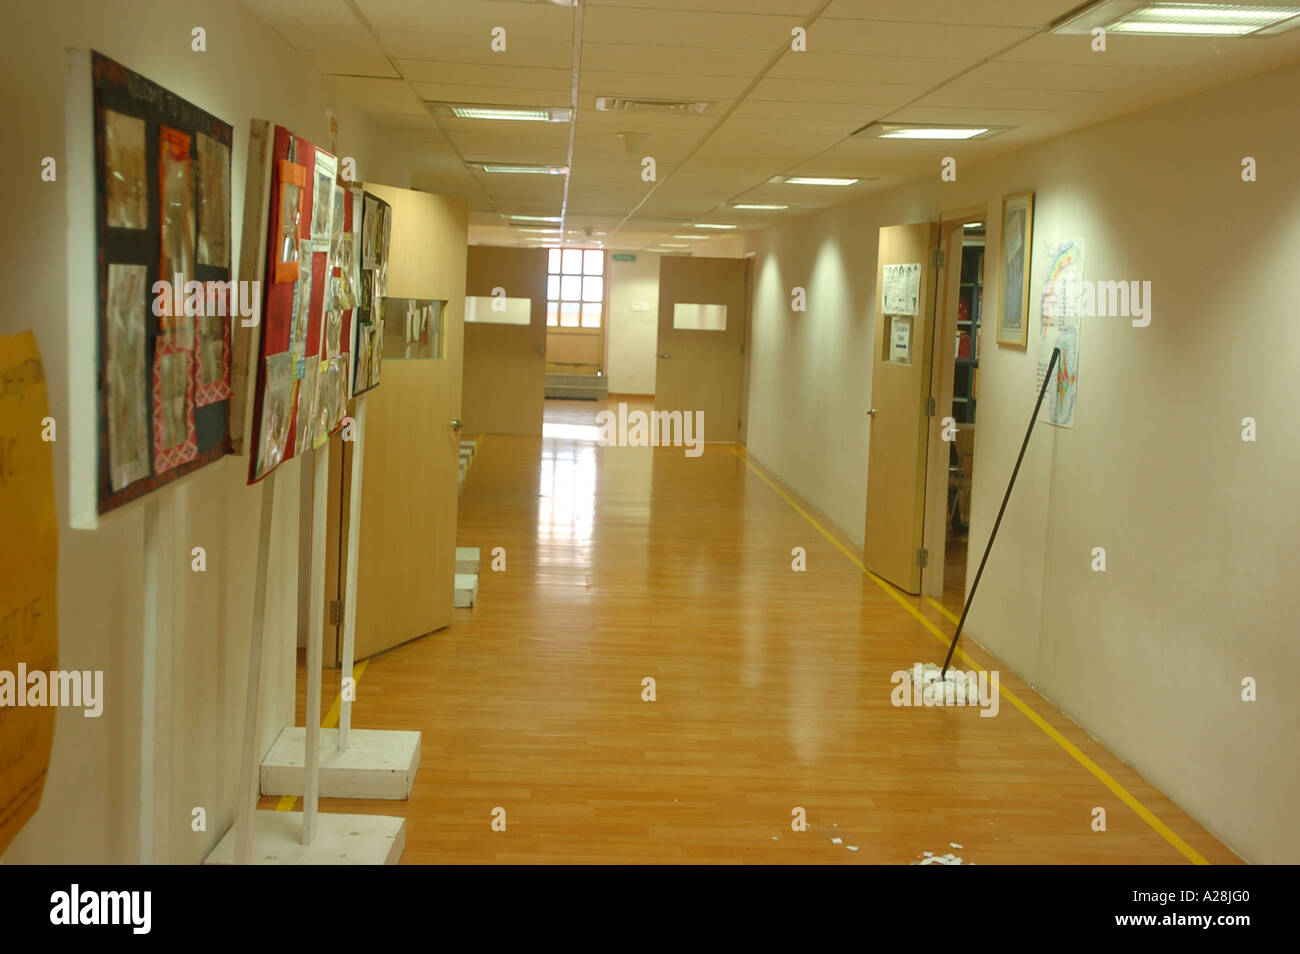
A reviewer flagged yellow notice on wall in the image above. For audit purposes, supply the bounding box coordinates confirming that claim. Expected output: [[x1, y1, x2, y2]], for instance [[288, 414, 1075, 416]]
[[0, 331, 58, 856]]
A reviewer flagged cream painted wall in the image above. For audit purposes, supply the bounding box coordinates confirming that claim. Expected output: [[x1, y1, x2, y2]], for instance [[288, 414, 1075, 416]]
[[743, 59, 1300, 863], [0, 0, 413, 863], [606, 254, 660, 395]]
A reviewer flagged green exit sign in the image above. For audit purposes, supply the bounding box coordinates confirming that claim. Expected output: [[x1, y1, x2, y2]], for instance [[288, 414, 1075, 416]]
[[612, 253, 636, 262]]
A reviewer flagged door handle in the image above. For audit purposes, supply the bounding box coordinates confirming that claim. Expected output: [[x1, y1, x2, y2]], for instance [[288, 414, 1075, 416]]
[[658, 353, 671, 359], [536, 347, 546, 355], [450, 419, 462, 430], [868, 408, 877, 417]]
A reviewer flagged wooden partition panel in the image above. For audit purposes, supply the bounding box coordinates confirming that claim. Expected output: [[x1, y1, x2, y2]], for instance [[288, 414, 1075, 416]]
[[655, 256, 749, 442], [864, 222, 940, 594], [463, 246, 548, 434], [327, 187, 468, 661]]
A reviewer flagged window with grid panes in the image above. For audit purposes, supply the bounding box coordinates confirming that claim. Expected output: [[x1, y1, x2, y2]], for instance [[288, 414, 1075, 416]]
[[546, 247, 604, 328]]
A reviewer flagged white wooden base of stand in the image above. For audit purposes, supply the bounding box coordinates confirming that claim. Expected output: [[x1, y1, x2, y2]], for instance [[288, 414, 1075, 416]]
[[205, 810, 405, 865], [455, 546, 480, 574], [454, 572, 478, 608], [261, 727, 420, 799]]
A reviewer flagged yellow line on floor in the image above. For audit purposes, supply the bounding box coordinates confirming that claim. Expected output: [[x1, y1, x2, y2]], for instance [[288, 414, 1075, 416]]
[[725, 444, 1209, 865], [275, 659, 371, 812]]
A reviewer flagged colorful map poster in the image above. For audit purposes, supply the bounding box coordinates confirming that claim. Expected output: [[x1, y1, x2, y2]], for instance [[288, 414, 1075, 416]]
[[1036, 239, 1084, 428], [0, 332, 58, 856]]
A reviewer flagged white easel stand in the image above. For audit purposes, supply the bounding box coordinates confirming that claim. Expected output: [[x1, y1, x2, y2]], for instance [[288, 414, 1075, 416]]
[[205, 421, 405, 865], [258, 396, 421, 801]]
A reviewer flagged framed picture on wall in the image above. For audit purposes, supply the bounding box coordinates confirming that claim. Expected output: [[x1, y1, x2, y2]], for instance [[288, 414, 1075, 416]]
[[997, 190, 1034, 348]]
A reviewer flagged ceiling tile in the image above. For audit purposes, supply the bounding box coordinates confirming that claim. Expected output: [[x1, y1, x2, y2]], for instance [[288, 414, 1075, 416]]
[[355, 0, 575, 37], [377, 31, 571, 68], [584, 7, 800, 49], [581, 43, 773, 76]]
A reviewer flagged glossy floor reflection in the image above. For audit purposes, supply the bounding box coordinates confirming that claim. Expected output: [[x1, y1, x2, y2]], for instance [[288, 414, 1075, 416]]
[[269, 413, 1239, 864]]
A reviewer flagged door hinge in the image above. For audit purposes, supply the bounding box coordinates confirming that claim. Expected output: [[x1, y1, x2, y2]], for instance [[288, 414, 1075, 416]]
[[329, 599, 342, 626], [925, 395, 936, 417], [932, 247, 945, 270], [917, 547, 929, 569]]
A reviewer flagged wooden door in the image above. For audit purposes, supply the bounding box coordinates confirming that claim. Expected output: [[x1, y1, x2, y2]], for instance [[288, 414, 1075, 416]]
[[330, 185, 468, 661], [655, 256, 749, 442], [864, 222, 941, 593], [462, 246, 548, 434]]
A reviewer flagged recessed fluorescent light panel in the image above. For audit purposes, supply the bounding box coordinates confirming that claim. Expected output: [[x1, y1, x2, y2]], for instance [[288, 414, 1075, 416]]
[[856, 122, 1009, 141], [775, 176, 859, 186], [731, 203, 788, 210], [1109, 3, 1300, 36], [1052, 1, 1300, 35], [692, 223, 736, 230], [509, 214, 562, 222], [673, 234, 707, 239], [429, 103, 571, 122], [595, 96, 714, 115], [470, 162, 569, 175]]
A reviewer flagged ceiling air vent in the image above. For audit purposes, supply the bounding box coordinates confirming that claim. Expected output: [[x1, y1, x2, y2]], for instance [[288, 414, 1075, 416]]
[[594, 97, 713, 115]]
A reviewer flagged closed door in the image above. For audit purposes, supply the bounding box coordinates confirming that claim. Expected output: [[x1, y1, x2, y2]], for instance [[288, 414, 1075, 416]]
[[462, 246, 548, 435], [864, 222, 940, 593], [656, 256, 749, 442], [333, 185, 468, 660]]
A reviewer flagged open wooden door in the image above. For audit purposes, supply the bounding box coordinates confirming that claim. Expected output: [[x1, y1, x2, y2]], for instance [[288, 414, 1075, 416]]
[[864, 222, 941, 594], [327, 186, 468, 661], [462, 246, 547, 434], [656, 256, 749, 442]]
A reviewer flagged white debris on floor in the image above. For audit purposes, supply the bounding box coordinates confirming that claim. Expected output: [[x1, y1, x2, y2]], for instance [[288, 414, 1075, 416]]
[[950, 842, 963, 849], [846, 845, 859, 852], [913, 849, 975, 865]]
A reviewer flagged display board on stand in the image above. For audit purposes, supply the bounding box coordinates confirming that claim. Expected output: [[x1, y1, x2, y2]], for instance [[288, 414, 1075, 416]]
[[205, 121, 407, 865], [67, 50, 236, 526], [244, 125, 391, 484]]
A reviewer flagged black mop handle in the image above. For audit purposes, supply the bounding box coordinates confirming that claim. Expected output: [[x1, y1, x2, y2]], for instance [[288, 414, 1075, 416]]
[[940, 346, 1060, 677]]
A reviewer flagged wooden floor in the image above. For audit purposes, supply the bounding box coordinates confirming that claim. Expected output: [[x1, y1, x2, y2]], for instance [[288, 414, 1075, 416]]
[[265, 401, 1239, 864]]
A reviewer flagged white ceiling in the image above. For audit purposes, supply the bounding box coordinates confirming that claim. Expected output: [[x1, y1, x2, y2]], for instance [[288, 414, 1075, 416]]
[[242, 0, 1300, 250]]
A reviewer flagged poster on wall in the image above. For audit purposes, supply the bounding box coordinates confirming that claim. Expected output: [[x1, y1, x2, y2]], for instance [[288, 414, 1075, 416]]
[[1036, 239, 1084, 428], [881, 262, 921, 316], [0, 333, 59, 856], [246, 125, 363, 483], [86, 51, 234, 514]]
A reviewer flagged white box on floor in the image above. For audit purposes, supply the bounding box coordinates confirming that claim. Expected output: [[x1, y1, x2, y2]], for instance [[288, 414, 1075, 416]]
[[454, 572, 477, 607], [260, 727, 421, 799], [204, 811, 405, 865]]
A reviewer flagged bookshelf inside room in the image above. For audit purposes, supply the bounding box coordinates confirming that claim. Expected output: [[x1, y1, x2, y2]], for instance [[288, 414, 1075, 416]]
[[953, 231, 984, 425]]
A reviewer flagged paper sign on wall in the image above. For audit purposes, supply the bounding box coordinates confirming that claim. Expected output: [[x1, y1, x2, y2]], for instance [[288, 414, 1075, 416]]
[[0, 332, 58, 856], [882, 262, 921, 316], [890, 316, 913, 365]]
